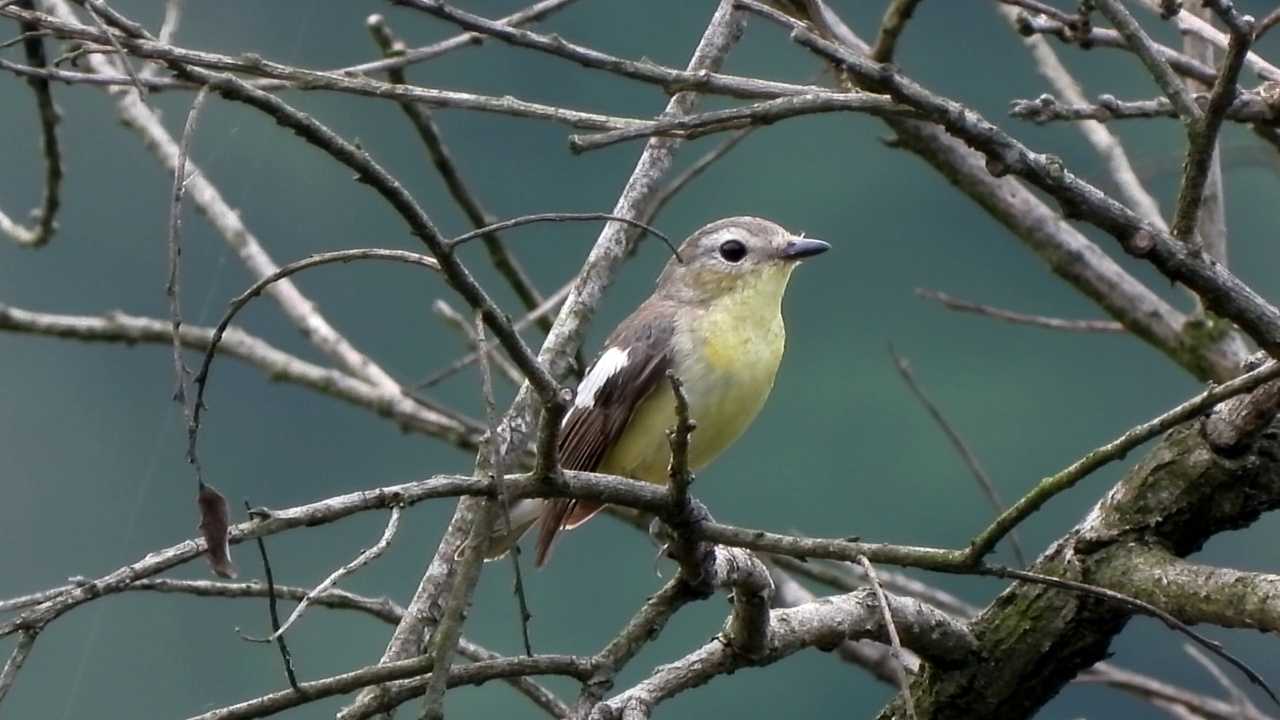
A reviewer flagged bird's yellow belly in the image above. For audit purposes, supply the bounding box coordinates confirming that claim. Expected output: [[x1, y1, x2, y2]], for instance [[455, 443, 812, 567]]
[[600, 310, 785, 485]]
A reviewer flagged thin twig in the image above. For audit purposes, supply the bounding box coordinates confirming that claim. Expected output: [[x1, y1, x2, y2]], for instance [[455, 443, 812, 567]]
[[79, 0, 148, 99], [168, 84, 207, 458], [1078, 663, 1275, 720], [475, 312, 534, 659], [138, 0, 182, 80], [916, 289, 1126, 332], [995, 2, 1169, 231], [447, 212, 677, 255], [367, 14, 552, 341], [0, 0, 62, 248], [1179, 2, 1229, 264], [646, 129, 755, 219], [190, 249, 444, 466], [574, 579, 698, 716], [1183, 643, 1260, 718], [965, 358, 1280, 562], [416, 280, 575, 390], [432, 300, 524, 387], [188, 654, 591, 720], [1012, 11, 1218, 85], [663, 372, 711, 589], [336, 0, 581, 80], [858, 556, 917, 720], [887, 345, 1028, 568], [1092, 0, 1202, 122], [0, 303, 482, 445], [168, 85, 236, 580], [568, 93, 917, 152], [1133, 0, 1280, 80], [1007, 90, 1276, 124], [242, 502, 299, 691], [257, 506, 403, 642], [1260, 7, 1280, 39], [1170, 14, 1255, 244]]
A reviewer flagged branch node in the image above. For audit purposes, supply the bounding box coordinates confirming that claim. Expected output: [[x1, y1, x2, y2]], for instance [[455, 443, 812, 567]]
[[1124, 229, 1157, 256]]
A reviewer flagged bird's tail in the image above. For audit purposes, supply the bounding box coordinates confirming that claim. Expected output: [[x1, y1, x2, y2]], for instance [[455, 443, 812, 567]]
[[482, 499, 543, 562]]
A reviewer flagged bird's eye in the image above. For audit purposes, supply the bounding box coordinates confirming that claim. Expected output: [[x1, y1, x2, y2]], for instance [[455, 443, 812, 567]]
[[718, 239, 747, 263]]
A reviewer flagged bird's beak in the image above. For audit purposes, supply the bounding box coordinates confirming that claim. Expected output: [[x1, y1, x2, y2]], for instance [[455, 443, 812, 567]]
[[776, 237, 831, 260]]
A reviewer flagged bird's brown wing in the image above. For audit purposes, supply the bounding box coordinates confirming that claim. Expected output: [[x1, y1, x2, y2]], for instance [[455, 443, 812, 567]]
[[535, 313, 675, 567]]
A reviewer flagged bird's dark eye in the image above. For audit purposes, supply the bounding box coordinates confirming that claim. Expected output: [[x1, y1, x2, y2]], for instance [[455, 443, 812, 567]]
[[718, 239, 747, 263]]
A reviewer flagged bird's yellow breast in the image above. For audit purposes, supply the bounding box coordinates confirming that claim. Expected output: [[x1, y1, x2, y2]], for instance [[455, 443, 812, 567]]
[[599, 273, 789, 485]]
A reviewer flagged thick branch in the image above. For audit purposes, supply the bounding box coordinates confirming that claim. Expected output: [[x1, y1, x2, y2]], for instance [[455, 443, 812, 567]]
[[1094, 544, 1280, 633], [592, 587, 975, 719], [874, 389, 1280, 719]]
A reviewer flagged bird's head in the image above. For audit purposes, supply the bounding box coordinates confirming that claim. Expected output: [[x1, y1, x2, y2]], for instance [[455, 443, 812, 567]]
[[654, 216, 829, 305]]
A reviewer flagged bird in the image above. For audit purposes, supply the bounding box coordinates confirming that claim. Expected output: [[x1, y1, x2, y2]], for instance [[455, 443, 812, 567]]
[[485, 216, 829, 567]]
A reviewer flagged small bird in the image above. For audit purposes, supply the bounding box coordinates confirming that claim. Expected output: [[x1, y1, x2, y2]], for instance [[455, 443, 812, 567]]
[[485, 216, 829, 567]]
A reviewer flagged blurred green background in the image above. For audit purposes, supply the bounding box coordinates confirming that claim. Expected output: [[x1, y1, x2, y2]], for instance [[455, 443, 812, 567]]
[[4, 1, 1280, 718]]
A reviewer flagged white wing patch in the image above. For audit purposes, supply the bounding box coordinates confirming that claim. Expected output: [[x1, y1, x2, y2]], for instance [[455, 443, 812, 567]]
[[572, 346, 631, 413]]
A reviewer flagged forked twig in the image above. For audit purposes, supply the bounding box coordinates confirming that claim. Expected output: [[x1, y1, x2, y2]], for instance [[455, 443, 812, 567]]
[[249, 506, 403, 643]]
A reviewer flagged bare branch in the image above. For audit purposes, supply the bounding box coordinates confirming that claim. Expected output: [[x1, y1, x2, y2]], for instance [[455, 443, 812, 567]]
[[1183, 643, 1262, 720], [765, 559, 916, 687], [1079, 664, 1275, 720], [746, 0, 1242, 383], [1134, 0, 1280, 80], [339, 0, 582, 81], [31, 0, 409, 396], [967, 358, 1280, 562], [1011, 10, 1217, 84], [996, 0, 1166, 235], [265, 506, 403, 642], [187, 654, 591, 720], [0, 303, 482, 445], [1009, 90, 1276, 124], [367, 13, 552, 340], [591, 585, 975, 718], [917, 289, 1126, 332], [0, 631, 36, 705], [1170, 14, 1255, 244], [1092, 0, 1204, 122], [1180, 3, 1229, 266], [0, 0, 62, 248], [1095, 544, 1280, 633], [568, 93, 919, 152], [241, 504, 298, 690], [780, 24, 1269, 370]]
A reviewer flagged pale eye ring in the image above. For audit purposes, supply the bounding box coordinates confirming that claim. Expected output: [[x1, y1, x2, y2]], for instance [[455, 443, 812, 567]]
[[718, 239, 747, 263]]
